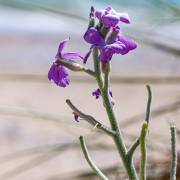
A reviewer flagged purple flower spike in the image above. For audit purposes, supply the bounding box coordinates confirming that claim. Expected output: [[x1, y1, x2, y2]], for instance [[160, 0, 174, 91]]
[[92, 88, 101, 99], [48, 63, 70, 87], [56, 37, 83, 61], [84, 27, 105, 46]]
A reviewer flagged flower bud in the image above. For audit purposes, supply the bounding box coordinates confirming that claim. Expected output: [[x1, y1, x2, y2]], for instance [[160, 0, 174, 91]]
[[88, 6, 95, 28], [101, 61, 110, 74]]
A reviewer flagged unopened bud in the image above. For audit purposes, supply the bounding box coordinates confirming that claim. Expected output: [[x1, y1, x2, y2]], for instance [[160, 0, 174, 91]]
[[88, 6, 95, 28], [102, 62, 110, 74]]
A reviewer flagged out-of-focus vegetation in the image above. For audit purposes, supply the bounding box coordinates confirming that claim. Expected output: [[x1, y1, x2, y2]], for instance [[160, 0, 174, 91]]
[[0, 0, 180, 179]]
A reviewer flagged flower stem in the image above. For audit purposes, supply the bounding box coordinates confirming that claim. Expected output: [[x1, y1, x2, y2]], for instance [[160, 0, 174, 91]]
[[93, 47, 138, 180], [79, 136, 109, 180], [170, 124, 177, 180]]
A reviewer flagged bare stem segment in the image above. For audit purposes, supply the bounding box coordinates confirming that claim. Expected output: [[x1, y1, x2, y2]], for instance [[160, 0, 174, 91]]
[[170, 125, 177, 180], [79, 136, 109, 180]]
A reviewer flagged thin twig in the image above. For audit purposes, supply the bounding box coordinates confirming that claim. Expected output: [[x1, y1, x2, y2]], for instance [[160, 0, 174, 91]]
[[79, 136, 109, 180], [66, 99, 116, 136], [127, 138, 140, 158], [140, 121, 148, 180], [145, 85, 152, 123], [170, 124, 177, 180]]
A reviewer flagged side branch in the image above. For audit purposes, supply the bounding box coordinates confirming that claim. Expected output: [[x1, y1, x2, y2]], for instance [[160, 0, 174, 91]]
[[57, 59, 96, 77], [127, 138, 140, 158], [79, 136, 109, 180], [66, 99, 116, 136]]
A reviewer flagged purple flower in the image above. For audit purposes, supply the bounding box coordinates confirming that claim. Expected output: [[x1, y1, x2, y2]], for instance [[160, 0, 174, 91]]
[[100, 41, 127, 63], [48, 63, 70, 87], [92, 88, 101, 99], [48, 38, 83, 87], [100, 33, 137, 63], [92, 88, 113, 99], [95, 7, 130, 28], [56, 37, 83, 61], [83, 27, 105, 46], [117, 34, 137, 52], [95, 6, 111, 20]]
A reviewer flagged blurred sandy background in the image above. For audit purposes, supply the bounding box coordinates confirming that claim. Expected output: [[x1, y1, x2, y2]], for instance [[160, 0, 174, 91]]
[[0, 0, 180, 179]]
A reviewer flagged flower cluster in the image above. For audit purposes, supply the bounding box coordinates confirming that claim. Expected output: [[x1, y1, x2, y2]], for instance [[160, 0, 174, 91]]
[[84, 6, 137, 63], [48, 6, 137, 88]]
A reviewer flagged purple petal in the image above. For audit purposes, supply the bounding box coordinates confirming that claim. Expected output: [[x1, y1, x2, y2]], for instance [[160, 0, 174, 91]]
[[119, 13, 130, 24], [92, 88, 101, 99], [100, 42, 126, 63], [100, 48, 113, 63], [106, 26, 120, 44], [102, 14, 119, 28], [118, 34, 137, 51], [95, 7, 111, 20], [73, 112, 79, 122], [109, 90, 113, 97], [84, 27, 105, 46], [62, 52, 83, 61], [55, 37, 70, 59], [48, 63, 70, 87], [83, 45, 94, 64]]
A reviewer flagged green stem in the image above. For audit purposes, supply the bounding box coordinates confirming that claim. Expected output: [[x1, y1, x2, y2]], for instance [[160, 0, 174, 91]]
[[79, 136, 109, 180], [66, 99, 116, 136], [93, 48, 138, 180], [127, 138, 140, 158], [170, 125, 177, 180], [140, 121, 148, 180], [145, 85, 152, 123]]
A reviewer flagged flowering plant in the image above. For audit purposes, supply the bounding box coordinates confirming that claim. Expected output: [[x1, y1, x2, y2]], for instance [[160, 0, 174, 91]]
[[48, 6, 177, 180]]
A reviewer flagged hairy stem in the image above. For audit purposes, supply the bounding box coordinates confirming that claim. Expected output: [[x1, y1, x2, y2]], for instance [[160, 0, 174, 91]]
[[79, 136, 109, 180], [93, 48, 138, 180], [170, 124, 177, 180]]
